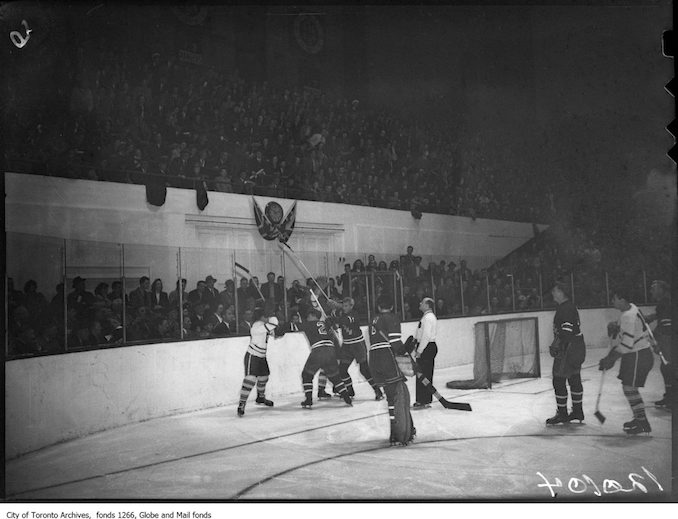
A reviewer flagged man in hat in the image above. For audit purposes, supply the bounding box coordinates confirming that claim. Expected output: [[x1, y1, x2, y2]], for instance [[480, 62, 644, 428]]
[[645, 280, 673, 409], [546, 281, 586, 425], [203, 275, 219, 309], [412, 297, 438, 409]]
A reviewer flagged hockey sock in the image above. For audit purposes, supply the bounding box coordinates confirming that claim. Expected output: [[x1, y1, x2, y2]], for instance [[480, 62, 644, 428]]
[[384, 384, 396, 427], [553, 376, 568, 413], [359, 361, 378, 389], [328, 374, 348, 395], [568, 373, 583, 411], [318, 370, 328, 390], [623, 385, 646, 420], [256, 375, 269, 398], [302, 371, 314, 401], [239, 375, 256, 406], [338, 362, 353, 394]]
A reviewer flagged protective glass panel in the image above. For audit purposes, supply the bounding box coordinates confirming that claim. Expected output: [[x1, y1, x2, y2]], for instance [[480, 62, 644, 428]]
[[6, 232, 65, 357]]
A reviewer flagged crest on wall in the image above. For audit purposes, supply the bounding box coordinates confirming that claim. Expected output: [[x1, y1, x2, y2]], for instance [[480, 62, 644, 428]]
[[252, 197, 297, 242], [294, 14, 324, 54]]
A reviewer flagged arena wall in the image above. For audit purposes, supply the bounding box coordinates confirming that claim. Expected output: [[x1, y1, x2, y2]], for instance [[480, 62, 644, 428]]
[[6, 306, 648, 459], [5, 173, 543, 280]]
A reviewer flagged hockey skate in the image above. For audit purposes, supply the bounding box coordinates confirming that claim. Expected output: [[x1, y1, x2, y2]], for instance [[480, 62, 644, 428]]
[[301, 396, 313, 409], [317, 389, 332, 399], [342, 392, 353, 406], [412, 402, 431, 410], [256, 395, 274, 407], [624, 418, 651, 435], [545, 409, 570, 425], [567, 408, 585, 424], [374, 388, 384, 401], [347, 386, 355, 397], [237, 404, 245, 417]]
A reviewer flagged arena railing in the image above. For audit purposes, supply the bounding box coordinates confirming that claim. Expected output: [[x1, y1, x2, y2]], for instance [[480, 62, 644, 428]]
[[5, 230, 667, 359]]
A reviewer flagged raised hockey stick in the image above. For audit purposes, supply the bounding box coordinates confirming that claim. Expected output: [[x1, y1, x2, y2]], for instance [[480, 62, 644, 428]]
[[278, 241, 336, 304], [234, 261, 266, 303]]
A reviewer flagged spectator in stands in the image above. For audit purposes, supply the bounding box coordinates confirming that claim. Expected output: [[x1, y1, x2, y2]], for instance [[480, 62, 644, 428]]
[[207, 302, 231, 337], [188, 280, 208, 306], [108, 280, 127, 303], [129, 276, 151, 309], [67, 277, 95, 317], [94, 282, 110, 307], [169, 278, 188, 307], [203, 275, 220, 309], [23, 279, 47, 320], [236, 278, 250, 311], [149, 278, 169, 314], [219, 279, 235, 309], [261, 271, 283, 307], [239, 308, 254, 335], [336, 263, 351, 298]]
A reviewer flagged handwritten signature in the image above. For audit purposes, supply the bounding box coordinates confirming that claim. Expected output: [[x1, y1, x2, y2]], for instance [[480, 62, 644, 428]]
[[537, 467, 663, 498], [10, 19, 32, 49]]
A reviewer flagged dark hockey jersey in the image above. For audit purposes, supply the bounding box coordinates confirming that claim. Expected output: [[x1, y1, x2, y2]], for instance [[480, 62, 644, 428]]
[[654, 298, 671, 336], [337, 312, 365, 347], [297, 320, 334, 350], [553, 300, 582, 343], [369, 311, 403, 353]]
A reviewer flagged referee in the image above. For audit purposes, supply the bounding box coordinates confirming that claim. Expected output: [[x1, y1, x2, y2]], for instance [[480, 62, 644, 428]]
[[413, 297, 438, 409]]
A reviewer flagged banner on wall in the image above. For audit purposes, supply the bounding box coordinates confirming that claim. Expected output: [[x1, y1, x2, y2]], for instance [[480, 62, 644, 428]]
[[253, 197, 297, 242]]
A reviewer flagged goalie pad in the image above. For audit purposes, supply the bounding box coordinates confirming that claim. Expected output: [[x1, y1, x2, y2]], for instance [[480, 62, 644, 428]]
[[387, 380, 415, 445], [396, 355, 414, 377]]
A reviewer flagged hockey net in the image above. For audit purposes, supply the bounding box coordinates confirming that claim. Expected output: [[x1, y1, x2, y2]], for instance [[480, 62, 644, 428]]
[[446, 317, 540, 389]]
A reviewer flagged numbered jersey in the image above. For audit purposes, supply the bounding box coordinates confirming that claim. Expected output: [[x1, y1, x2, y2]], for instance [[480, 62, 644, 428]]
[[337, 312, 365, 348], [369, 311, 402, 352], [553, 300, 582, 342], [297, 320, 334, 350], [247, 319, 277, 358]]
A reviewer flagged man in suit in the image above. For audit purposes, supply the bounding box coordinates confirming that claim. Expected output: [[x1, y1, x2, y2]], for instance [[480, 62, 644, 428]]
[[203, 275, 220, 309], [128, 276, 151, 310], [261, 272, 283, 307]]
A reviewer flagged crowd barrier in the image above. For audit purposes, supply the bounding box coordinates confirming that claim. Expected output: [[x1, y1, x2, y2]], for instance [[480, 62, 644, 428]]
[[6, 306, 647, 459]]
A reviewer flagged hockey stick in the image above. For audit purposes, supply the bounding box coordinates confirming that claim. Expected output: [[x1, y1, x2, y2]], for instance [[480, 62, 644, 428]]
[[638, 309, 669, 366], [407, 350, 472, 411], [278, 241, 337, 304], [382, 332, 472, 411], [594, 369, 606, 424], [234, 261, 266, 303]]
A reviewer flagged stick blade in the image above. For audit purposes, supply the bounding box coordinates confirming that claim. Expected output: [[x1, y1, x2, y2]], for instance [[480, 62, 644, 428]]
[[442, 401, 473, 411], [594, 410, 606, 424]]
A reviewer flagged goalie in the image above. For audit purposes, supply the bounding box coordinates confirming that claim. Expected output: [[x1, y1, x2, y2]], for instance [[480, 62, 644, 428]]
[[546, 282, 586, 425], [368, 294, 416, 446]]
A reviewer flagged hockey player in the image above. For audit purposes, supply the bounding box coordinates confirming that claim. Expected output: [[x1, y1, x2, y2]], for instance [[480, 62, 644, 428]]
[[546, 282, 586, 425], [330, 297, 384, 401], [646, 280, 673, 409], [599, 289, 655, 434], [237, 307, 280, 417], [297, 308, 352, 409], [369, 294, 415, 445]]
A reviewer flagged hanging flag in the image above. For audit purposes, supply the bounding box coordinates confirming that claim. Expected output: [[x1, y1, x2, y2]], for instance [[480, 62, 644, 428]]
[[253, 197, 297, 242]]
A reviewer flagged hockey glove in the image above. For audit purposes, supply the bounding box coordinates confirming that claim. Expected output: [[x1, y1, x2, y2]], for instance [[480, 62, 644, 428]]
[[598, 350, 621, 371], [549, 337, 562, 358], [403, 335, 417, 354], [607, 321, 620, 339]]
